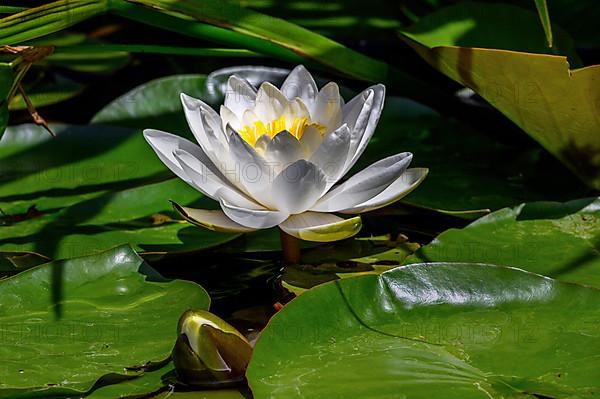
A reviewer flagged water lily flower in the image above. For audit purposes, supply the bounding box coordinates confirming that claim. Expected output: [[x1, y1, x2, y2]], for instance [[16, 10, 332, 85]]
[[144, 65, 428, 243]]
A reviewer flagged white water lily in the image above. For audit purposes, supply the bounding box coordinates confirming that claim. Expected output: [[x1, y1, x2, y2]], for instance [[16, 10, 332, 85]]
[[144, 65, 428, 242]]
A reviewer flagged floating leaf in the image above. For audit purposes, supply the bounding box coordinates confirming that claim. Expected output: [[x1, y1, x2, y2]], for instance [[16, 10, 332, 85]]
[[0, 123, 168, 215], [92, 74, 210, 134], [248, 263, 600, 398], [0, 245, 210, 398], [407, 197, 600, 288], [0, 178, 238, 259]]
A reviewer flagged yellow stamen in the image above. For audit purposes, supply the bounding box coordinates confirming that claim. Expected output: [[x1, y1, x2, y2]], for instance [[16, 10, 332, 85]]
[[238, 116, 326, 146]]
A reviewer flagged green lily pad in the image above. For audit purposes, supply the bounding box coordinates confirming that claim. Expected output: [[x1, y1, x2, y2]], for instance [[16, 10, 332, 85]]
[[91, 74, 210, 135], [406, 197, 600, 288], [0, 123, 238, 258], [0, 123, 169, 215], [248, 263, 600, 398], [0, 178, 238, 259], [0, 245, 210, 398]]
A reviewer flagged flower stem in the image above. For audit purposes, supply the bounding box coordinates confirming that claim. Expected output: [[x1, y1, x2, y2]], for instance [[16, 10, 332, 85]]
[[279, 230, 300, 265]]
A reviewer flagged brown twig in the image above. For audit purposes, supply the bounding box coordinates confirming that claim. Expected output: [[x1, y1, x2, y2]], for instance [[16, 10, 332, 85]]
[[2, 45, 56, 137], [18, 84, 55, 137]]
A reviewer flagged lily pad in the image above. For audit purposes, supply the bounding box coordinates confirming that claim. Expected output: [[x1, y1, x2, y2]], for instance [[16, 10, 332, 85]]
[[92, 74, 210, 135], [0, 123, 169, 215], [0, 178, 238, 259], [0, 124, 238, 258], [248, 263, 600, 398], [406, 197, 600, 288], [399, 3, 600, 189], [0, 245, 210, 398]]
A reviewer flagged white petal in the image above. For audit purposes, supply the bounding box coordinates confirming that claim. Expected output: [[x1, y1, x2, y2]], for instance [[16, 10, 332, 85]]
[[311, 152, 413, 213], [270, 160, 327, 214], [310, 82, 342, 131], [298, 126, 323, 157], [253, 82, 288, 122], [224, 75, 256, 116], [144, 129, 215, 185], [227, 128, 274, 207], [220, 199, 288, 229], [340, 168, 429, 214], [340, 84, 385, 177], [283, 97, 310, 124], [172, 203, 255, 233], [173, 149, 262, 210], [263, 131, 303, 173], [220, 105, 242, 131], [181, 93, 227, 157], [309, 124, 351, 188], [280, 65, 318, 103], [254, 134, 271, 155], [279, 212, 362, 242]]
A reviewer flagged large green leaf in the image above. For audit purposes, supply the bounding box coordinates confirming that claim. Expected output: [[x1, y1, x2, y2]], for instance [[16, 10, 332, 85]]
[[92, 74, 210, 134], [248, 263, 600, 398], [0, 124, 237, 258], [407, 197, 600, 288], [0, 245, 210, 398], [399, 3, 600, 189], [0, 123, 168, 215], [0, 178, 237, 259]]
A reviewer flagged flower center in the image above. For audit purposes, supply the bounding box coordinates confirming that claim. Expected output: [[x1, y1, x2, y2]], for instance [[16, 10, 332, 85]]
[[238, 116, 326, 146]]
